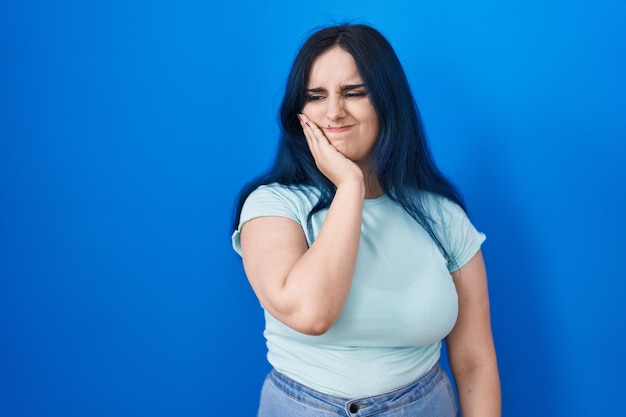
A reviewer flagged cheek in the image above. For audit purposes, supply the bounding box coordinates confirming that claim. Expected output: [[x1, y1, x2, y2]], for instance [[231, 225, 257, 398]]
[[359, 105, 379, 131], [364, 117, 380, 138], [301, 104, 322, 122]]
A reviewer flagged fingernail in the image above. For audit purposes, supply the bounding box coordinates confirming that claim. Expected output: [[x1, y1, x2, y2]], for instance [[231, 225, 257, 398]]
[[297, 114, 303, 121]]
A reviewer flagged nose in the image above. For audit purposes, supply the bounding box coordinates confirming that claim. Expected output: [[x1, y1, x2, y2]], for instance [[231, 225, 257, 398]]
[[326, 95, 346, 122]]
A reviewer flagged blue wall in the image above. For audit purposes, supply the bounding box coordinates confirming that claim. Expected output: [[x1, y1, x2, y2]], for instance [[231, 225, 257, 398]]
[[1, 1, 624, 415]]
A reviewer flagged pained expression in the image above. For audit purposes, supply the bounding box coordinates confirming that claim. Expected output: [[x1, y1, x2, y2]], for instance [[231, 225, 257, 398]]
[[302, 46, 380, 169]]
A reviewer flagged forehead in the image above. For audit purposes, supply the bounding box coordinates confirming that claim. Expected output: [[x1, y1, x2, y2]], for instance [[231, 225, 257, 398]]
[[307, 46, 362, 86]]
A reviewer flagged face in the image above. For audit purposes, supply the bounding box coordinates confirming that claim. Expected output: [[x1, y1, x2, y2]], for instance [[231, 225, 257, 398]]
[[302, 46, 380, 169]]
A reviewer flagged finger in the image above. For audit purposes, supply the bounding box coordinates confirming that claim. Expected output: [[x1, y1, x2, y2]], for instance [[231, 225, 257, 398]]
[[299, 125, 315, 160], [298, 114, 314, 141], [298, 114, 321, 156], [299, 114, 333, 158], [301, 114, 329, 145]]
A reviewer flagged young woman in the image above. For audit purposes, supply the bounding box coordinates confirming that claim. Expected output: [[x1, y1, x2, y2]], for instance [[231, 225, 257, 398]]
[[232, 23, 500, 417]]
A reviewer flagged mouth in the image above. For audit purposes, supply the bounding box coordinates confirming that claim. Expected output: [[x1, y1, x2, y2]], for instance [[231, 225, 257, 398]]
[[325, 125, 354, 134]]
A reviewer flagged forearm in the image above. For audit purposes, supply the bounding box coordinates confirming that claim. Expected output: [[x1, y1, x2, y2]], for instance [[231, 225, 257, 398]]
[[453, 361, 501, 417], [447, 251, 501, 416], [282, 179, 364, 333]]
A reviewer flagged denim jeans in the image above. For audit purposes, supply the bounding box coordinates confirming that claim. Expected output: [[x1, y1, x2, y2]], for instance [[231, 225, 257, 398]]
[[257, 362, 458, 416]]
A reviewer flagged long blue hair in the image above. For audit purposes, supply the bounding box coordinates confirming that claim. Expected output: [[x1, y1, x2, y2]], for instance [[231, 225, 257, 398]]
[[233, 23, 466, 263]]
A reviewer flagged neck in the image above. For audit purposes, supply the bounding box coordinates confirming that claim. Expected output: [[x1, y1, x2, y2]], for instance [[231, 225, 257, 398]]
[[360, 165, 383, 199]]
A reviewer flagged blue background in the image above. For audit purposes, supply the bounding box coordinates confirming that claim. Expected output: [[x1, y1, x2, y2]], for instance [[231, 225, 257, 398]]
[[1, 0, 624, 416]]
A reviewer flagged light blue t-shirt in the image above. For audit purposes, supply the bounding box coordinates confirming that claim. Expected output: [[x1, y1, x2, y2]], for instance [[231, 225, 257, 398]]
[[232, 184, 485, 397]]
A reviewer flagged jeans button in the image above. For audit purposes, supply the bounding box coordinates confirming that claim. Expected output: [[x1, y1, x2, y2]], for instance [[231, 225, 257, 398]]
[[349, 403, 359, 413]]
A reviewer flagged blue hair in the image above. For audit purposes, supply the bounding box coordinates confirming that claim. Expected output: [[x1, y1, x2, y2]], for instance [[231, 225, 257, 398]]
[[233, 23, 466, 263]]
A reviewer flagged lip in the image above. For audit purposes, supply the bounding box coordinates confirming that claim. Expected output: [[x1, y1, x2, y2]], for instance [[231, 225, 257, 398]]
[[325, 125, 354, 134]]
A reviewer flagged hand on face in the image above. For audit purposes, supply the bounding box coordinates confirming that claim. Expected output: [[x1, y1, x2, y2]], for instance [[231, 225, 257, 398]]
[[298, 113, 364, 188]]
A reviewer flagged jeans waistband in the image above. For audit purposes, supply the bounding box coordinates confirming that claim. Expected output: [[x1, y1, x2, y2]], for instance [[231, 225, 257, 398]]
[[268, 362, 445, 415]]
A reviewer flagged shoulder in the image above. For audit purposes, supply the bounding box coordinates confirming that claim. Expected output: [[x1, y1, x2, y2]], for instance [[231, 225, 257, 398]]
[[420, 191, 466, 222], [421, 191, 486, 272], [233, 183, 320, 255], [244, 183, 321, 211], [248, 182, 320, 200], [238, 183, 321, 227]]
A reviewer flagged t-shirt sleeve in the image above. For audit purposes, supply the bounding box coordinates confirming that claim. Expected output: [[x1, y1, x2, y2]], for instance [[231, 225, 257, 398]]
[[439, 198, 486, 273], [231, 185, 303, 256]]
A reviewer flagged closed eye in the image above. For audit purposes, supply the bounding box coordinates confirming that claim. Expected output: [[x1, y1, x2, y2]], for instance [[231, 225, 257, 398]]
[[306, 94, 325, 102], [305, 85, 367, 101], [345, 91, 367, 98]]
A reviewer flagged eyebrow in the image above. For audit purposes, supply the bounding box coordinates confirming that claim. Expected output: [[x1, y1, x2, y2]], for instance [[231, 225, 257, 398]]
[[306, 84, 366, 93]]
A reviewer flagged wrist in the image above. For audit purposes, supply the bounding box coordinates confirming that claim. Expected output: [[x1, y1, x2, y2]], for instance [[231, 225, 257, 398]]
[[336, 177, 366, 199]]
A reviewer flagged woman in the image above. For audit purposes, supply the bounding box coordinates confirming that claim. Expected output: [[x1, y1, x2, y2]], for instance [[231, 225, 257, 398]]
[[232, 23, 500, 416]]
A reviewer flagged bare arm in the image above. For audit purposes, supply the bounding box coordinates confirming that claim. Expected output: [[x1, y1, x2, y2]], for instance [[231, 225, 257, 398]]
[[446, 250, 501, 417], [240, 115, 364, 335]]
